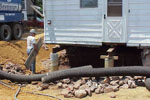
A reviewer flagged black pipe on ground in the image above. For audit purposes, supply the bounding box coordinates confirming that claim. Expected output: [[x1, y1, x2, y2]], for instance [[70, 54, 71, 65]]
[[0, 70, 46, 82], [42, 66, 150, 83], [0, 65, 92, 82]]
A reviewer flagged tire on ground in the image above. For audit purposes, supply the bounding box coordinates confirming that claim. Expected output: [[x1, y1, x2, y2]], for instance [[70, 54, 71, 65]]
[[0, 24, 12, 41], [12, 24, 23, 40]]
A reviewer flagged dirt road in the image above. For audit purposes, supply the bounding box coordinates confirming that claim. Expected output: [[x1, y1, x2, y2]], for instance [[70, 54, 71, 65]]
[[0, 31, 150, 100]]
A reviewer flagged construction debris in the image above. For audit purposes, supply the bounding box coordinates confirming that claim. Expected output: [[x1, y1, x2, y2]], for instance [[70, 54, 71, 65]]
[[55, 76, 145, 98], [2, 62, 25, 75]]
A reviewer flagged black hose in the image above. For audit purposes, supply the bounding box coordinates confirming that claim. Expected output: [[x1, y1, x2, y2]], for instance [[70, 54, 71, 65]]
[[0, 65, 92, 82], [42, 66, 150, 83], [0, 70, 46, 82]]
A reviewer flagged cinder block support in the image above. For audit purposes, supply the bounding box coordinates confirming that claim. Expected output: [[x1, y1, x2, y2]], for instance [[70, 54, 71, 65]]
[[50, 53, 59, 72]]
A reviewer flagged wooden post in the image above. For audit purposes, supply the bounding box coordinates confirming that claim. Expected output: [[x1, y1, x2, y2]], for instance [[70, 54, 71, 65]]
[[100, 48, 118, 68], [25, 38, 43, 69]]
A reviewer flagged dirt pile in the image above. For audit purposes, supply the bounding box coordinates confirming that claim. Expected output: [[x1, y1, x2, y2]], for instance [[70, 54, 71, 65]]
[[0, 41, 27, 66], [0, 34, 54, 73]]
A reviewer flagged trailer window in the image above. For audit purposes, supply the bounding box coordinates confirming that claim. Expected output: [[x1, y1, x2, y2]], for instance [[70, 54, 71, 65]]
[[80, 0, 98, 8], [107, 0, 122, 16]]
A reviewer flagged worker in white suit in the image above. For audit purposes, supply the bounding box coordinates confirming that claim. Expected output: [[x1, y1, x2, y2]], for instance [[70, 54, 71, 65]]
[[27, 29, 38, 74]]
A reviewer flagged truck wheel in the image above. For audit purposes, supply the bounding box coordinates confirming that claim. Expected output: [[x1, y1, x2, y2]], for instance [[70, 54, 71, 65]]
[[0, 24, 12, 41], [12, 24, 23, 40]]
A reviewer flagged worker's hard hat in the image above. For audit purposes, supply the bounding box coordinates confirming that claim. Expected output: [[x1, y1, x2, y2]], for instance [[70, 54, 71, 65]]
[[30, 29, 36, 34]]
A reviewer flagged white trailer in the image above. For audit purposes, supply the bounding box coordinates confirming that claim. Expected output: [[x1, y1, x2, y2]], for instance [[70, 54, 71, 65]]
[[43, 0, 150, 66]]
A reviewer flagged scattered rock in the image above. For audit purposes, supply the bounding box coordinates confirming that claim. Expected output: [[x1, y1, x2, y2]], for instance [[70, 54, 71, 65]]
[[95, 87, 101, 94], [104, 86, 114, 93], [101, 77, 110, 84], [119, 80, 124, 86], [120, 84, 129, 89], [100, 87, 104, 93], [11, 70, 16, 74], [38, 83, 49, 90], [124, 78, 129, 84], [62, 78, 71, 84], [74, 90, 87, 98], [67, 84, 74, 91], [62, 84, 68, 88], [110, 93, 116, 98], [31, 81, 39, 85], [57, 82, 63, 88], [80, 84, 89, 90], [74, 80, 82, 89], [85, 89, 92, 96], [110, 80, 119, 86], [42, 75, 145, 98], [61, 89, 73, 98], [129, 80, 137, 88], [82, 77, 90, 81], [111, 76, 120, 80], [112, 85, 119, 92], [86, 80, 93, 87], [37, 86, 43, 91], [126, 76, 134, 80], [134, 76, 143, 80], [3, 62, 24, 74], [90, 82, 98, 92]]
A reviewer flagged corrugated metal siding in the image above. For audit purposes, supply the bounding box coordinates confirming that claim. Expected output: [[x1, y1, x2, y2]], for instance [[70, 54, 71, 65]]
[[127, 0, 150, 46], [44, 0, 103, 46]]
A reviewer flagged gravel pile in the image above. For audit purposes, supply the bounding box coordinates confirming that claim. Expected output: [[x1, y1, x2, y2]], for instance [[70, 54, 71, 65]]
[[56, 76, 145, 98], [1, 62, 25, 75]]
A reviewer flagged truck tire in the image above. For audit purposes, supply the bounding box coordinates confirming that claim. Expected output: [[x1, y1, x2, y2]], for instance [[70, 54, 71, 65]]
[[0, 24, 12, 41], [12, 24, 23, 40]]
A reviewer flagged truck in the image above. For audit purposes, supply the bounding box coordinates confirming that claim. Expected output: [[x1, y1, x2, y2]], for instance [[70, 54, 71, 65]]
[[0, 0, 27, 41]]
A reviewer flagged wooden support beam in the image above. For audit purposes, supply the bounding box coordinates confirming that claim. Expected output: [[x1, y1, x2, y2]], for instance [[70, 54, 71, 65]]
[[100, 47, 118, 68], [100, 55, 118, 60], [107, 48, 115, 53]]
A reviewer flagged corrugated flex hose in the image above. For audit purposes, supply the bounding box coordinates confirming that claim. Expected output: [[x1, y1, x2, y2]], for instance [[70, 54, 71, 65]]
[[42, 66, 150, 83], [0, 65, 92, 82], [1, 66, 150, 90]]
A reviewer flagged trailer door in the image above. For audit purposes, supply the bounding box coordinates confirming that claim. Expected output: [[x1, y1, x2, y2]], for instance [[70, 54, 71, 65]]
[[104, 0, 126, 43]]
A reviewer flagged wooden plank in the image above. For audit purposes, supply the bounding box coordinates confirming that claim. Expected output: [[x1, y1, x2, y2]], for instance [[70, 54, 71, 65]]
[[107, 48, 115, 53], [25, 38, 43, 69], [100, 55, 118, 60]]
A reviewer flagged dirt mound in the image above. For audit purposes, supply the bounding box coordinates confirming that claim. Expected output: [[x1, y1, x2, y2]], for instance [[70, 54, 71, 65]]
[[0, 34, 54, 73], [0, 41, 27, 66]]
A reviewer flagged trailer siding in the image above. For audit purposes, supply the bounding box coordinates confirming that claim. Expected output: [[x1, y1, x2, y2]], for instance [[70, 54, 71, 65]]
[[127, 0, 150, 46], [44, 0, 103, 45]]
